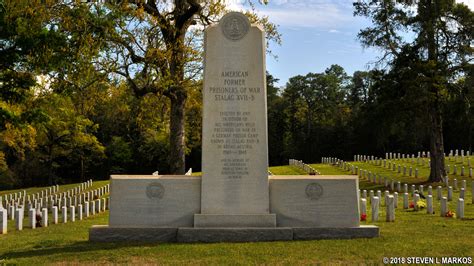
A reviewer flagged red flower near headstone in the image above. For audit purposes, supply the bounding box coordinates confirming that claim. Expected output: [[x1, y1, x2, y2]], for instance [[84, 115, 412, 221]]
[[445, 210, 455, 218], [360, 214, 367, 221], [409, 202, 414, 208]]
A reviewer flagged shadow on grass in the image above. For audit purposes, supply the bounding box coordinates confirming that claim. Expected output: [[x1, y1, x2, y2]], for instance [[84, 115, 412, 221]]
[[1, 241, 165, 260]]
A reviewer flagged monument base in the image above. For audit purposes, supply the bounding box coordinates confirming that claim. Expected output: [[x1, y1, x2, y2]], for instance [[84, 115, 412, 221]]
[[178, 227, 292, 242], [89, 226, 177, 242], [95, 174, 380, 243], [89, 225, 379, 243], [193, 214, 276, 227]]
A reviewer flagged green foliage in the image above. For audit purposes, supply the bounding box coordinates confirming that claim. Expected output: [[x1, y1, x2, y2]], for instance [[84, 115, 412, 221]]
[[0, 0, 472, 188], [32, 94, 105, 184], [106, 136, 133, 174], [268, 65, 351, 164]]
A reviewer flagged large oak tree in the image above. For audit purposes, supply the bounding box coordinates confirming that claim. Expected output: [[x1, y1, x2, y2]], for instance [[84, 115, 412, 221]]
[[102, 0, 280, 174], [354, 0, 473, 181]]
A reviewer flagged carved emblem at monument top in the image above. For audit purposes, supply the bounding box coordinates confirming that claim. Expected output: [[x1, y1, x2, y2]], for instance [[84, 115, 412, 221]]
[[221, 12, 250, 41]]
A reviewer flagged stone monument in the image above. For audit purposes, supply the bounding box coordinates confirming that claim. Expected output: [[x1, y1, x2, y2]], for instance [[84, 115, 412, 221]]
[[196, 11, 274, 228], [89, 12, 378, 243]]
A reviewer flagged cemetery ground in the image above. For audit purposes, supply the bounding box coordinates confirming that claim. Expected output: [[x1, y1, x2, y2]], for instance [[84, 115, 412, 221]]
[[1, 161, 473, 264]]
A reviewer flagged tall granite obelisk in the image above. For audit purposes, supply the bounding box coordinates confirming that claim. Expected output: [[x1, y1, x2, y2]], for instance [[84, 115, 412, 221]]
[[194, 12, 276, 227]]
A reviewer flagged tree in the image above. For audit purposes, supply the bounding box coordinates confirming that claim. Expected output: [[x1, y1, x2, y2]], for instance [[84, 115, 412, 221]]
[[281, 65, 349, 161], [444, 65, 474, 152], [33, 94, 105, 185], [266, 73, 287, 165], [0, 0, 70, 187], [354, 0, 474, 181], [349, 71, 373, 108], [102, 1, 280, 174]]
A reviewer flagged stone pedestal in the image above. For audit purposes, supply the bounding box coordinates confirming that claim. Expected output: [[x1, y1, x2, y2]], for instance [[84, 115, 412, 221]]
[[90, 174, 378, 242], [270, 176, 359, 228], [108, 175, 201, 228], [194, 214, 276, 228]]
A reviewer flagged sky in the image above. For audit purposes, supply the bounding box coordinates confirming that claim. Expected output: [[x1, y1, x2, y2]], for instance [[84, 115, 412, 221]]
[[228, 0, 474, 87]]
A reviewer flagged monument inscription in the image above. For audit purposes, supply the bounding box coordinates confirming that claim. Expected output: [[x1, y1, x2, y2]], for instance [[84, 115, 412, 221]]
[[200, 12, 270, 216]]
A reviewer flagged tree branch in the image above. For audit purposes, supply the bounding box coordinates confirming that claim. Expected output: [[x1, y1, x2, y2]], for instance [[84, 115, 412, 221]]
[[175, 0, 202, 31]]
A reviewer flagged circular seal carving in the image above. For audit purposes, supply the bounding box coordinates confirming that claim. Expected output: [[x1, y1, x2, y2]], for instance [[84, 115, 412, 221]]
[[220, 12, 250, 41], [305, 183, 323, 200], [146, 182, 165, 199]]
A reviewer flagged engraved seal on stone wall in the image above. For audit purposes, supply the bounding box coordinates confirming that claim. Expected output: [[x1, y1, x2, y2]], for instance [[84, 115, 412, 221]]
[[305, 183, 323, 200], [221, 12, 250, 41], [146, 182, 165, 199]]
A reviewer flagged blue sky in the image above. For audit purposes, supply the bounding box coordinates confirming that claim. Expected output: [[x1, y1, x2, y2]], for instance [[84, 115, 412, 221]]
[[230, 0, 474, 86]]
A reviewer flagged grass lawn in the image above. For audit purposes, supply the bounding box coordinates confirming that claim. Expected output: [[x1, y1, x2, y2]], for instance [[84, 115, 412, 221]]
[[0, 164, 473, 264], [1, 207, 473, 264], [269, 165, 307, 175], [190, 165, 308, 176], [309, 164, 349, 175]]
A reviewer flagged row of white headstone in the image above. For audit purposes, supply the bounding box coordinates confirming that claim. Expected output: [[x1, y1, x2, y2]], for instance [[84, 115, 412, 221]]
[[0, 180, 94, 210], [322, 158, 417, 187], [0, 196, 109, 233], [323, 157, 361, 172], [322, 157, 474, 220], [359, 192, 396, 222], [347, 160, 472, 200], [383, 149, 471, 160], [289, 159, 320, 175], [350, 154, 473, 178], [360, 186, 467, 222], [355, 150, 472, 167], [1, 181, 108, 221], [3, 184, 110, 221], [446, 164, 473, 176], [358, 154, 432, 168], [352, 152, 429, 161], [0, 181, 110, 234]]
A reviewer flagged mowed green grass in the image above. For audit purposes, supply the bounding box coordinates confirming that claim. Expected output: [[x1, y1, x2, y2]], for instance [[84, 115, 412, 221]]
[[269, 165, 307, 175], [192, 165, 308, 176], [0, 164, 473, 264]]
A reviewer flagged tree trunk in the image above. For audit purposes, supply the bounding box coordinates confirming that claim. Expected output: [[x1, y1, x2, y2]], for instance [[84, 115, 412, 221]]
[[426, 0, 445, 182], [428, 104, 446, 182], [166, 25, 188, 174], [168, 89, 187, 174], [80, 154, 84, 182], [48, 150, 53, 186], [469, 117, 472, 153]]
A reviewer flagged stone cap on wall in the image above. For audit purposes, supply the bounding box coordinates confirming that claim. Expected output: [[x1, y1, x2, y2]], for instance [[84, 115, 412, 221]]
[[110, 175, 201, 180], [269, 175, 357, 180], [111, 175, 358, 180]]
